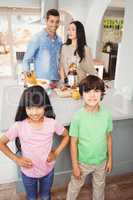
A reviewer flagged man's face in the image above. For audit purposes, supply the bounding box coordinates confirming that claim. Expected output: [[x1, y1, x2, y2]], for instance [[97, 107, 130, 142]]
[[46, 15, 60, 34]]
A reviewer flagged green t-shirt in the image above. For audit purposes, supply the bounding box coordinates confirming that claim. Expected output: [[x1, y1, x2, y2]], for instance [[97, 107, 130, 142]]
[[69, 106, 113, 165]]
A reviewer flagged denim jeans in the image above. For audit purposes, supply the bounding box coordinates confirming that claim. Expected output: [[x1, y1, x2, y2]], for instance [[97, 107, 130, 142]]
[[21, 169, 54, 200]]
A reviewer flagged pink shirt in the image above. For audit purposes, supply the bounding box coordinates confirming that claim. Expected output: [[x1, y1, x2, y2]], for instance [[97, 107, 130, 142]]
[[5, 118, 65, 178]]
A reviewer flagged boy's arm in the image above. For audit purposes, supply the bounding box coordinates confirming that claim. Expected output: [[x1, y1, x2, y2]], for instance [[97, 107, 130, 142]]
[[70, 136, 78, 168], [70, 136, 81, 179], [105, 132, 112, 173], [0, 135, 33, 168], [47, 128, 69, 162]]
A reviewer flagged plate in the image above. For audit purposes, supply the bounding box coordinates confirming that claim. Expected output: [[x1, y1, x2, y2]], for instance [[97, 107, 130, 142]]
[[54, 88, 72, 98]]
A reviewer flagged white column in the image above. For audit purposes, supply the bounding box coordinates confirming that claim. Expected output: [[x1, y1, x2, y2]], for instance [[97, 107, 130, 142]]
[[85, 0, 111, 57], [114, 0, 133, 100]]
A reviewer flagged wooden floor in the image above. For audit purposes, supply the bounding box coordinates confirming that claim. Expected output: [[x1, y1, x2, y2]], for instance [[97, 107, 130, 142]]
[[0, 172, 133, 200]]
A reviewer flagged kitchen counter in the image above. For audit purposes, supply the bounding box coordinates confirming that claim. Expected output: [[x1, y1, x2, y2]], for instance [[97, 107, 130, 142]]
[[1, 81, 133, 131]]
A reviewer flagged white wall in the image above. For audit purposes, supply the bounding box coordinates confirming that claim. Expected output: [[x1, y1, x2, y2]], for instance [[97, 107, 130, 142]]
[[0, 0, 40, 8], [59, 0, 93, 27], [115, 0, 133, 100]]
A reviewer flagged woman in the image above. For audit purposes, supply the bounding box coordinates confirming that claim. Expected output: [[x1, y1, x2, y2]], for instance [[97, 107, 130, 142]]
[[59, 21, 96, 83]]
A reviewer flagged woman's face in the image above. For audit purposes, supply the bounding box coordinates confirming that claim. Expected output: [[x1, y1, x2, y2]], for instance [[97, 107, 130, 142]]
[[68, 23, 77, 40], [26, 106, 44, 122]]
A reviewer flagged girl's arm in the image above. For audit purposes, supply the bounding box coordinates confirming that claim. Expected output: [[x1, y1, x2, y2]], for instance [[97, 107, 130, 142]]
[[0, 135, 33, 168], [47, 128, 69, 161], [105, 132, 112, 173], [0, 135, 18, 162], [55, 128, 69, 156]]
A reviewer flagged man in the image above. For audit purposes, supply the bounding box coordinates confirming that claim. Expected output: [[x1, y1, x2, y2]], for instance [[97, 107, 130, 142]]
[[23, 9, 62, 81]]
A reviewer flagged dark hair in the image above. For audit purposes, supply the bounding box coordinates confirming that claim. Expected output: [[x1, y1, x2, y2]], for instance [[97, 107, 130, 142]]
[[65, 21, 87, 63], [46, 9, 60, 19], [79, 75, 105, 98], [15, 85, 55, 152]]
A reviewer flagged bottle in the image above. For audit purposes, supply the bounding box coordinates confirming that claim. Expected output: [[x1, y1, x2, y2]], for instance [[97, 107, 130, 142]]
[[16, 61, 24, 85], [67, 63, 78, 88], [30, 60, 35, 71]]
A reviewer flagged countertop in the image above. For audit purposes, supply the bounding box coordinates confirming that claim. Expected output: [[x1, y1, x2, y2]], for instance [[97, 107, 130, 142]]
[[1, 81, 133, 131]]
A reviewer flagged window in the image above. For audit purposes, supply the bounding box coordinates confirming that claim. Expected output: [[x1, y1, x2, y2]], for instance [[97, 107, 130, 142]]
[[0, 15, 11, 76], [0, 8, 41, 77], [12, 14, 42, 67]]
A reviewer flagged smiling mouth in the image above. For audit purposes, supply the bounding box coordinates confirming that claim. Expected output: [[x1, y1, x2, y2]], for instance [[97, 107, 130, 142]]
[[88, 99, 97, 101], [31, 115, 40, 118], [51, 26, 58, 29]]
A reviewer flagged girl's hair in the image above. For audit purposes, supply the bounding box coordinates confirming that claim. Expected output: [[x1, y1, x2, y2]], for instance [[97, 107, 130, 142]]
[[15, 85, 55, 152], [65, 21, 87, 63], [79, 75, 105, 99]]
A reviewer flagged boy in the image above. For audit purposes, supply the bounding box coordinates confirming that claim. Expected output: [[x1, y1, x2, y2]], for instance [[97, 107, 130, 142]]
[[66, 75, 113, 200]]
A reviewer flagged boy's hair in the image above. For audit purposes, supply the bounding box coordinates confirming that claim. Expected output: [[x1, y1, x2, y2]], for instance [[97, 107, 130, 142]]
[[46, 9, 60, 19], [79, 75, 105, 98], [15, 85, 55, 152]]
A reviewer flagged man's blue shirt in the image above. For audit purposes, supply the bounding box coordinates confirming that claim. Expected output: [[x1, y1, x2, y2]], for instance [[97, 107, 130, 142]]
[[23, 30, 62, 80]]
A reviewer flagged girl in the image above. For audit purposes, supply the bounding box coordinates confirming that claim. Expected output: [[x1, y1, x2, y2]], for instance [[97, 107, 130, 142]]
[[59, 21, 96, 83], [0, 85, 69, 200]]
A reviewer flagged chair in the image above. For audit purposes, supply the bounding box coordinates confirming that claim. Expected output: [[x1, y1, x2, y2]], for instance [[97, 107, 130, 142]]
[[16, 52, 25, 61]]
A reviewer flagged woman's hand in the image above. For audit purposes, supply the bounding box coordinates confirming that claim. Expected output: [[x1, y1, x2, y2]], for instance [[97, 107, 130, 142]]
[[72, 165, 81, 180], [47, 150, 57, 163], [16, 156, 33, 168]]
